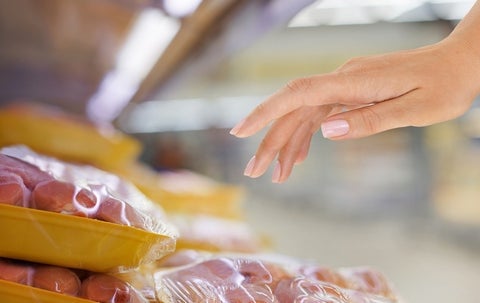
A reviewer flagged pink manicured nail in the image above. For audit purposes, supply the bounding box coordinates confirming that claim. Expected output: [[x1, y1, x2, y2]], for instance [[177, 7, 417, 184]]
[[272, 161, 282, 183], [321, 120, 349, 138], [244, 156, 256, 176], [229, 119, 246, 136]]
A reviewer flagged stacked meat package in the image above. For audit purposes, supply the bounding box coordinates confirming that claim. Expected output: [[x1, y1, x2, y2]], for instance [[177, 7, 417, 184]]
[[0, 103, 402, 303]]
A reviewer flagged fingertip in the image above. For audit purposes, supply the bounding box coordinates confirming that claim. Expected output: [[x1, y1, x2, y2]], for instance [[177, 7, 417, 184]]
[[294, 158, 305, 165], [243, 156, 256, 177], [229, 119, 246, 137], [271, 161, 282, 183]]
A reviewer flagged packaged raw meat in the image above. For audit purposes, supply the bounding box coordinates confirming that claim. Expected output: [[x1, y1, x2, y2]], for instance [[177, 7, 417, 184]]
[[169, 213, 266, 253], [153, 250, 400, 303], [0, 258, 148, 303], [115, 163, 245, 219], [0, 251, 400, 303], [0, 103, 141, 170], [0, 145, 177, 271]]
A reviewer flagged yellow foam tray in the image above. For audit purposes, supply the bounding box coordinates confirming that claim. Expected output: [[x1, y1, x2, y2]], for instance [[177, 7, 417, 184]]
[[0, 204, 175, 272], [0, 280, 93, 303]]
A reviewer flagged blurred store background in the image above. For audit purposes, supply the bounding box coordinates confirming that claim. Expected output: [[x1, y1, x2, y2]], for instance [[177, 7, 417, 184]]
[[1, 0, 480, 302]]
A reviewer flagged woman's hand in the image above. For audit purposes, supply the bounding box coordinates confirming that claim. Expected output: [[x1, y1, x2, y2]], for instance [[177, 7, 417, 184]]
[[230, 24, 480, 183]]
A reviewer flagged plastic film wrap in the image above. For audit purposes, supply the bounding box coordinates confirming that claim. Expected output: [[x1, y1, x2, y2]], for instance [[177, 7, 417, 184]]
[[0, 258, 148, 303], [153, 250, 399, 303], [0, 145, 177, 271], [170, 213, 266, 253], [115, 163, 245, 219]]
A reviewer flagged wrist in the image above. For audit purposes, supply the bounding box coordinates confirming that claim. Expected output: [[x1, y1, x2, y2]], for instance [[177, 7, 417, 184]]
[[447, 1, 480, 96], [442, 33, 480, 98]]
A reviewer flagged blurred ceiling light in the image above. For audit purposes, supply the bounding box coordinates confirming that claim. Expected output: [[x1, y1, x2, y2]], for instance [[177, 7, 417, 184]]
[[87, 8, 180, 123], [429, 0, 476, 20], [289, 0, 475, 27], [366, 1, 425, 22], [163, 0, 203, 18], [115, 8, 179, 80], [121, 99, 210, 133], [119, 96, 262, 133]]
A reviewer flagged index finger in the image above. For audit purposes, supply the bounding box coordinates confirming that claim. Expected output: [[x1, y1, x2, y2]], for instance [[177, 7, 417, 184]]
[[229, 73, 374, 138]]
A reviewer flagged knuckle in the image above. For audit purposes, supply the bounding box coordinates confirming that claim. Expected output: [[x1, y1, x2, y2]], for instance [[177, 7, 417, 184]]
[[359, 106, 383, 134], [255, 102, 267, 115], [258, 135, 281, 156], [284, 77, 313, 95]]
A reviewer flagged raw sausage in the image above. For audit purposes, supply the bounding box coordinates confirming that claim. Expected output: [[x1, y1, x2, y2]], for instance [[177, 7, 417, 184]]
[[274, 277, 348, 303], [31, 180, 96, 217], [95, 197, 146, 229], [80, 274, 144, 303], [224, 283, 279, 303], [156, 249, 202, 267], [260, 262, 290, 289], [0, 259, 33, 285], [0, 172, 29, 206], [339, 267, 396, 299], [32, 266, 81, 296], [235, 259, 272, 285], [0, 154, 53, 190], [158, 258, 241, 303], [299, 265, 348, 289]]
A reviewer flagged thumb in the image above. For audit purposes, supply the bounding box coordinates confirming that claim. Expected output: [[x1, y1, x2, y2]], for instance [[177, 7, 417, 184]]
[[320, 98, 414, 140]]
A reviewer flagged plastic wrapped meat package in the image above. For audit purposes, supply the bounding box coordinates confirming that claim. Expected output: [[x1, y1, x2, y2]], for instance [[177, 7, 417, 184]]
[[169, 213, 266, 253], [0, 103, 142, 170], [152, 250, 400, 303], [115, 163, 246, 219], [0, 145, 177, 272], [0, 249, 401, 303], [0, 258, 149, 303], [116, 165, 262, 254]]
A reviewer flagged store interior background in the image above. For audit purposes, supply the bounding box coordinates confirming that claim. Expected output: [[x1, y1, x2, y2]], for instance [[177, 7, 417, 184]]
[[2, 1, 480, 302]]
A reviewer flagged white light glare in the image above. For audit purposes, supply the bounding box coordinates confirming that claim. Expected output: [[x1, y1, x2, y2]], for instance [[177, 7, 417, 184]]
[[120, 96, 262, 133], [288, 0, 475, 27], [116, 8, 180, 80], [163, 0, 203, 18], [87, 8, 180, 123]]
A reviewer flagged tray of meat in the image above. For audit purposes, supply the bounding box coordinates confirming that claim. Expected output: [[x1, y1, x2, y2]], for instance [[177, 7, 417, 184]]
[[153, 250, 401, 303], [0, 145, 177, 272], [0, 258, 148, 303]]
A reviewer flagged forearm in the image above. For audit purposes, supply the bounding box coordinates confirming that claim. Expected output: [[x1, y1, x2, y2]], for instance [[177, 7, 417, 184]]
[[450, 1, 480, 50], [447, 0, 480, 95]]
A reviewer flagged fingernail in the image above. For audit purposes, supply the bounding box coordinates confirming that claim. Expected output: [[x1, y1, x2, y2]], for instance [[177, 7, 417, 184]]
[[321, 120, 349, 138], [230, 119, 246, 136], [272, 161, 282, 183], [244, 156, 256, 176]]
